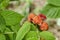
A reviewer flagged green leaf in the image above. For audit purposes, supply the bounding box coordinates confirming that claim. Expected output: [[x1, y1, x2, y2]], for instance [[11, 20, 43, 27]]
[[40, 4, 60, 18], [23, 31, 38, 40], [40, 31, 55, 40], [1, 10, 24, 26], [40, 4, 53, 14], [0, 0, 10, 10], [0, 33, 6, 40], [0, 14, 6, 32], [48, 0, 60, 6], [16, 21, 31, 40]]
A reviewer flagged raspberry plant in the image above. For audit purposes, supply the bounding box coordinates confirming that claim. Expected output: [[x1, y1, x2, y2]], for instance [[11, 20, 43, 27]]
[[0, 0, 58, 40]]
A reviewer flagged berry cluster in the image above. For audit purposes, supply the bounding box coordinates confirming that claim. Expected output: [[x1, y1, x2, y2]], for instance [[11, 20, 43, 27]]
[[28, 13, 48, 31]]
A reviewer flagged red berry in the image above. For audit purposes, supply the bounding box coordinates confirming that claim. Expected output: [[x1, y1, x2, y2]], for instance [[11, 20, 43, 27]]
[[38, 14, 46, 20]]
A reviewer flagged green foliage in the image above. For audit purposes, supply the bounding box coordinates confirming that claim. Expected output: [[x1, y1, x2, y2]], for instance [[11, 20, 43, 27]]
[[23, 31, 38, 40], [26, 37, 38, 40], [4, 27, 12, 34], [0, 10, 24, 40], [1, 10, 24, 26], [0, 14, 6, 32], [40, 4, 60, 18], [46, 8, 58, 18], [0, 0, 10, 10], [7, 33, 16, 40], [40, 31, 55, 40], [0, 0, 56, 40], [41, 4, 54, 14], [30, 24, 37, 31], [56, 9, 60, 18], [16, 21, 31, 40], [48, 0, 60, 6], [0, 0, 3, 3], [0, 33, 6, 40], [11, 23, 20, 33], [4, 27, 16, 40], [4, 33, 16, 40]]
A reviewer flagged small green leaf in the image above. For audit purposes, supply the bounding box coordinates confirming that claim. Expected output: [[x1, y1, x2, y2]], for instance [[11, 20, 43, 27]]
[[0, 33, 6, 40], [40, 31, 55, 40], [16, 21, 31, 40], [1, 10, 24, 26]]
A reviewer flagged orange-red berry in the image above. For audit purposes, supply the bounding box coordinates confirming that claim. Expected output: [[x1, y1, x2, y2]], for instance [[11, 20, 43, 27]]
[[32, 16, 43, 24], [28, 13, 36, 22], [40, 22, 48, 31]]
